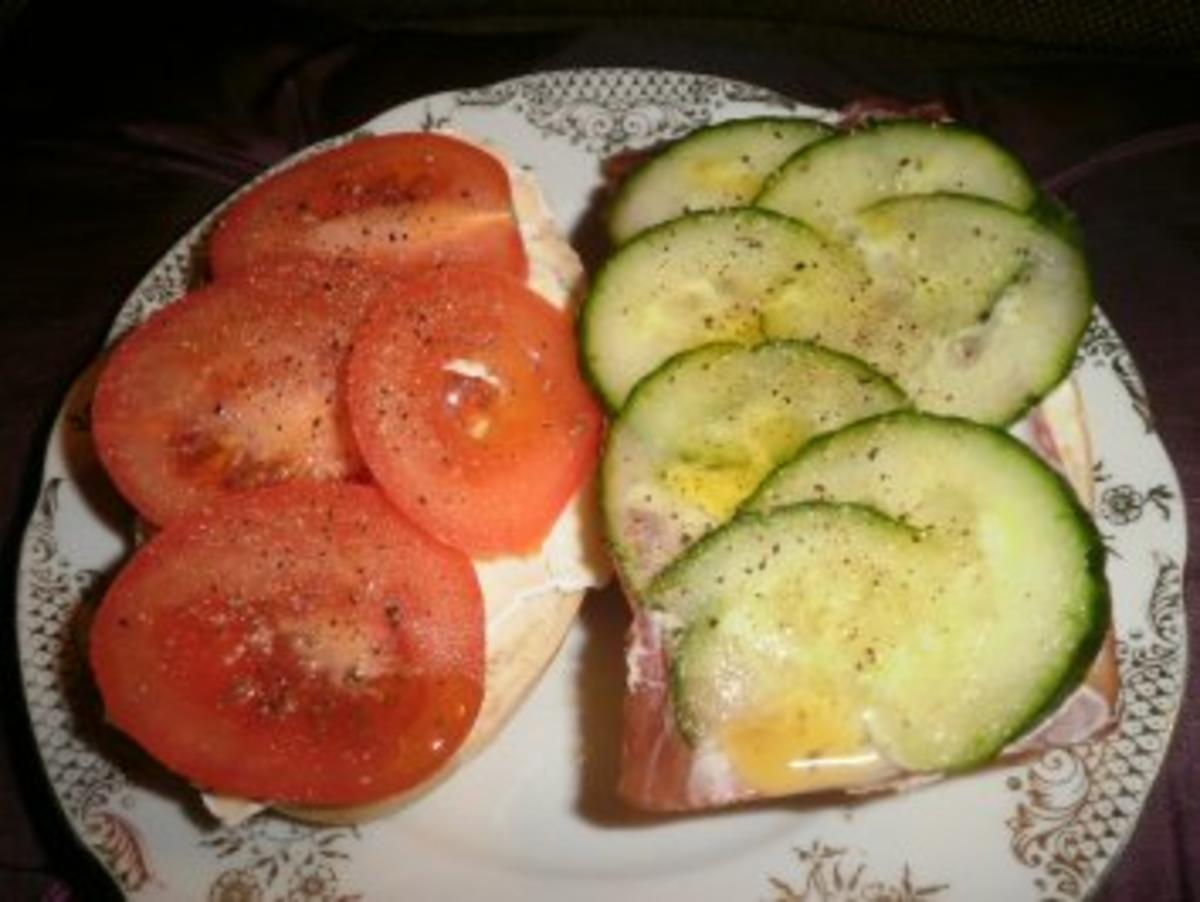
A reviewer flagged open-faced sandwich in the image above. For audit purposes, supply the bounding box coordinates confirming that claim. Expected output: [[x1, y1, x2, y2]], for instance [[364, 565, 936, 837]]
[[87, 130, 610, 823], [585, 115, 1118, 811]]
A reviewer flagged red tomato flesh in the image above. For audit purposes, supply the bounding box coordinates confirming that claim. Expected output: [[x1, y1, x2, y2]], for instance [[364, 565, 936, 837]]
[[92, 257, 397, 525], [89, 481, 485, 806], [347, 265, 604, 556], [210, 132, 528, 280]]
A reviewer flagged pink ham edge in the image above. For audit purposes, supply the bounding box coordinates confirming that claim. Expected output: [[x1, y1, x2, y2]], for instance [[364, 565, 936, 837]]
[[618, 608, 755, 812]]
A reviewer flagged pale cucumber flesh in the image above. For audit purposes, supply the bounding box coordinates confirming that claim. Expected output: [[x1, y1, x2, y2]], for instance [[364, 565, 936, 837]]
[[581, 208, 868, 410], [755, 120, 1038, 240], [764, 194, 1093, 425], [602, 341, 905, 593], [609, 117, 833, 245], [738, 411, 1108, 770]]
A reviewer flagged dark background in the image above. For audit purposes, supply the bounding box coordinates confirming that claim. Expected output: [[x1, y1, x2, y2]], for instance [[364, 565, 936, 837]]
[[1, 1, 1196, 898]]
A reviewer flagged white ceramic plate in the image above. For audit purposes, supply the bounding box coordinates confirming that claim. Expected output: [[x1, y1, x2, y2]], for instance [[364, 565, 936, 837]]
[[17, 68, 1188, 901]]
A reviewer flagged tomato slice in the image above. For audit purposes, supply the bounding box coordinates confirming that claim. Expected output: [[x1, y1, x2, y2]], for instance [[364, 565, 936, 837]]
[[92, 257, 391, 525], [89, 481, 485, 806], [209, 132, 528, 280], [346, 265, 604, 556]]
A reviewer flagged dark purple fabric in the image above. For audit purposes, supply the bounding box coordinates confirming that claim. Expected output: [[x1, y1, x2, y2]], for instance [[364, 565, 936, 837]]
[[1, 3, 1197, 899]]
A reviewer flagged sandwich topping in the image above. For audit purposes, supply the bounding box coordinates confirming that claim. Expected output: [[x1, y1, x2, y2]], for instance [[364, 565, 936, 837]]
[[346, 264, 603, 557], [88, 130, 607, 815], [209, 131, 529, 280], [89, 482, 485, 807], [594, 115, 1114, 810]]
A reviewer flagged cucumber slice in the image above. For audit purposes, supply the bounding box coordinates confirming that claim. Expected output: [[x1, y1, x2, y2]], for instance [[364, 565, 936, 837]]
[[608, 117, 833, 245], [743, 411, 1109, 771], [764, 193, 1094, 424], [581, 208, 869, 409], [602, 341, 906, 594], [755, 119, 1038, 239], [652, 502, 934, 790]]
